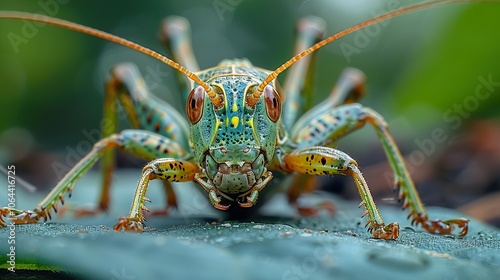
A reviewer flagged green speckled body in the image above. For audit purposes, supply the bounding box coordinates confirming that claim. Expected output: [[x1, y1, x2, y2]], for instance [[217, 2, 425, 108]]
[[190, 59, 279, 196], [0, 12, 471, 238]]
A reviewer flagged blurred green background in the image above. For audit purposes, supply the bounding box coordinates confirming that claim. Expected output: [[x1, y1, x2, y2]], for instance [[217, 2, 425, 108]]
[[0, 0, 499, 223]]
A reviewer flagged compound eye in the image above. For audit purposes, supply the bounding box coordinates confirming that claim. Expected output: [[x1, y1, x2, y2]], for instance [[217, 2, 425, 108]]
[[263, 85, 281, 122], [186, 86, 205, 124]]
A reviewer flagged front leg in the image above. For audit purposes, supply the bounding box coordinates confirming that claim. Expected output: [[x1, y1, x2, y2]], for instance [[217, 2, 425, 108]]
[[114, 158, 200, 232], [0, 130, 187, 228], [281, 147, 399, 239]]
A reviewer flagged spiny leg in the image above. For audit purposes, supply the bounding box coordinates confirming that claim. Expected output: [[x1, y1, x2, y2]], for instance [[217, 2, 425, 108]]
[[292, 102, 468, 236], [282, 16, 325, 130], [360, 108, 468, 236], [284, 67, 365, 214], [82, 63, 191, 217], [114, 158, 200, 231], [108, 63, 190, 147], [291, 68, 365, 141], [281, 147, 399, 239], [0, 130, 188, 226]]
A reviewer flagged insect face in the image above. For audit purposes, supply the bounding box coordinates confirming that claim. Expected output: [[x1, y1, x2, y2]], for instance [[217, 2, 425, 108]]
[[187, 62, 280, 201]]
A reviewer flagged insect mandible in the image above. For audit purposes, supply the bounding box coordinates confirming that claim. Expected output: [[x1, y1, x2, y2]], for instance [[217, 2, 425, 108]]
[[2, 0, 493, 239]]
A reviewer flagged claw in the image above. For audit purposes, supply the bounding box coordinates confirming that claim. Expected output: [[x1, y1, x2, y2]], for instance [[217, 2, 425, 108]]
[[369, 222, 399, 240], [237, 194, 256, 208], [113, 216, 144, 232], [424, 218, 469, 236], [238, 201, 254, 208], [411, 213, 469, 237], [4, 209, 43, 224], [237, 189, 259, 208], [213, 202, 230, 211], [0, 208, 10, 227], [208, 189, 230, 210]]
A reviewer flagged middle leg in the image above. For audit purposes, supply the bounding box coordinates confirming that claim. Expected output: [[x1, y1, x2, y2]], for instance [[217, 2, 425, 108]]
[[281, 146, 399, 239], [291, 102, 468, 236], [85, 63, 191, 217]]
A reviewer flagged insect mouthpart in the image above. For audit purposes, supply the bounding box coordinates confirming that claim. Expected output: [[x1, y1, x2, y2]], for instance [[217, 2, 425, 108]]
[[214, 161, 256, 188], [201, 149, 270, 203]]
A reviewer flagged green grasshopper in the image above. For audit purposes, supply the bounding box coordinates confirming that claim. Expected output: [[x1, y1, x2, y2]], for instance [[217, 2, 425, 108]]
[[2, 0, 488, 239]]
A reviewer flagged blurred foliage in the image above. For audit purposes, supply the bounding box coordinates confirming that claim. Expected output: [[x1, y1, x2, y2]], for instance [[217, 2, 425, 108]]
[[0, 0, 499, 161]]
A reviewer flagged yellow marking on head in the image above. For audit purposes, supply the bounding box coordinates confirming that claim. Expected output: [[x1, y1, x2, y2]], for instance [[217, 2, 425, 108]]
[[210, 118, 221, 146], [232, 101, 238, 112], [231, 116, 239, 128], [247, 117, 260, 146]]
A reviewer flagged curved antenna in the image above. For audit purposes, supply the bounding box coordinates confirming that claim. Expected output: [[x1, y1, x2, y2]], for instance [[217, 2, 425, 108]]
[[250, 0, 493, 103], [0, 12, 215, 97]]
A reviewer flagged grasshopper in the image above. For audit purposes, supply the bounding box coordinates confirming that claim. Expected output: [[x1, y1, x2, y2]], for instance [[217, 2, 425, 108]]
[[1, 0, 491, 239]]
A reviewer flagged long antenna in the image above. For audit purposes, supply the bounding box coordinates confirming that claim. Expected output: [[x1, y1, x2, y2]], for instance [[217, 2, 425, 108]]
[[249, 0, 495, 104], [0, 11, 213, 95]]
